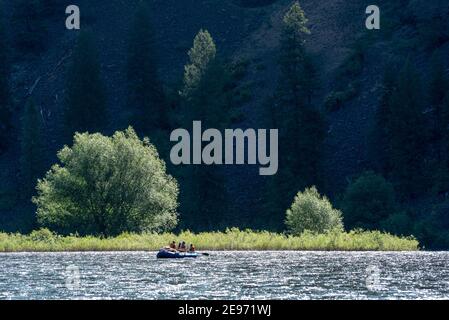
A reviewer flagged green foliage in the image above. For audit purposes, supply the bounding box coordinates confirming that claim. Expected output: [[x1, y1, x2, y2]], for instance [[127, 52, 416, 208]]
[[12, 0, 47, 53], [20, 99, 46, 199], [370, 64, 397, 174], [325, 43, 364, 111], [341, 171, 398, 230], [387, 62, 428, 198], [176, 31, 233, 231], [282, 2, 310, 39], [286, 187, 343, 235], [0, 17, 12, 153], [181, 30, 217, 97], [266, 3, 326, 228], [29, 228, 56, 242], [64, 30, 107, 140], [436, 93, 449, 192], [33, 128, 179, 236], [373, 61, 428, 198], [126, 2, 167, 135], [0, 228, 419, 252], [428, 51, 449, 193], [380, 211, 413, 237]]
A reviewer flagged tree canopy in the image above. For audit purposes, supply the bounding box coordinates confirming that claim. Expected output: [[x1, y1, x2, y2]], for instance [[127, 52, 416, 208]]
[[34, 128, 179, 236], [286, 187, 343, 234]]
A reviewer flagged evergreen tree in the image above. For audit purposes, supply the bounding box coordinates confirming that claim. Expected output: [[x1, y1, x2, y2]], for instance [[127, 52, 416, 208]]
[[388, 62, 428, 198], [126, 2, 167, 135], [429, 51, 449, 163], [181, 30, 217, 98], [12, 0, 47, 52], [178, 30, 231, 231], [0, 17, 12, 153], [371, 64, 397, 174], [436, 93, 449, 192], [342, 171, 398, 230], [20, 99, 46, 199], [265, 2, 326, 229], [64, 31, 107, 140]]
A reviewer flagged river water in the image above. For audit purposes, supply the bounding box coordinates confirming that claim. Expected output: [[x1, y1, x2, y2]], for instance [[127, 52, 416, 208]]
[[0, 251, 448, 300]]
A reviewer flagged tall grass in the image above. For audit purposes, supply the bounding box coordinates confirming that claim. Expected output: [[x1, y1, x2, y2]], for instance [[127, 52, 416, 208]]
[[0, 228, 419, 252]]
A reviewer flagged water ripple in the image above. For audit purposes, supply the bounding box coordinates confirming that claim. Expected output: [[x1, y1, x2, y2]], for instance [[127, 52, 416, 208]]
[[0, 251, 448, 300]]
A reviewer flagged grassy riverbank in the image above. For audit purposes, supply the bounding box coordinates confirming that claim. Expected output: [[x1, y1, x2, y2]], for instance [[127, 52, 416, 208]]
[[0, 228, 419, 252]]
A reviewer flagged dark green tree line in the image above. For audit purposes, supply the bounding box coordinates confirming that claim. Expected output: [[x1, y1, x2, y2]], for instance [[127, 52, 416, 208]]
[[178, 30, 232, 231], [0, 17, 12, 154], [264, 2, 326, 229], [380, 62, 428, 198], [20, 99, 46, 199], [126, 2, 168, 136], [64, 30, 107, 141]]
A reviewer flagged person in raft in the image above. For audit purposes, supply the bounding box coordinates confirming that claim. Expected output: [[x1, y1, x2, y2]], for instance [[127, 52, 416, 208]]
[[178, 241, 187, 252], [189, 244, 196, 253], [168, 241, 177, 251]]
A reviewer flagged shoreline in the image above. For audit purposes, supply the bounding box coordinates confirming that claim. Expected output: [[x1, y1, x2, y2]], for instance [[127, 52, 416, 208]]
[[0, 228, 419, 252], [0, 249, 423, 253]]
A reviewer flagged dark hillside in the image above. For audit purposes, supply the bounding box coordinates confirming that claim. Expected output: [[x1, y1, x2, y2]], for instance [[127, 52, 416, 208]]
[[1, 0, 449, 246]]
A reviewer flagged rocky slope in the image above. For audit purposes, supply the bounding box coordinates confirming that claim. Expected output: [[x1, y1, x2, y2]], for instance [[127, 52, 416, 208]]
[[2, 0, 449, 229]]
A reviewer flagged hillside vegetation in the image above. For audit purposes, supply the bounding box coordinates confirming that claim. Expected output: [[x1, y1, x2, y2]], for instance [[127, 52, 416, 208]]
[[0, 0, 448, 248]]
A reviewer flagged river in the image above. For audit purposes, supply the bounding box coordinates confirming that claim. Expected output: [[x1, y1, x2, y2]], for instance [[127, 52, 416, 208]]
[[0, 251, 448, 299]]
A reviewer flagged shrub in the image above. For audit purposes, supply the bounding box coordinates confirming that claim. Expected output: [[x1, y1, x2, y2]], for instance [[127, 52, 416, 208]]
[[285, 187, 343, 235], [29, 228, 56, 242], [342, 171, 397, 230], [33, 128, 179, 236], [380, 211, 413, 236]]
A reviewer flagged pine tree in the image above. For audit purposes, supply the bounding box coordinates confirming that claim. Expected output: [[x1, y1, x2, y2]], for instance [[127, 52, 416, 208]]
[[126, 2, 167, 135], [438, 93, 449, 192], [371, 64, 397, 174], [265, 2, 326, 228], [64, 30, 107, 140], [12, 0, 47, 52], [20, 99, 46, 199], [388, 62, 428, 198], [429, 51, 449, 163], [181, 30, 217, 98], [0, 17, 12, 153], [178, 30, 231, 231]]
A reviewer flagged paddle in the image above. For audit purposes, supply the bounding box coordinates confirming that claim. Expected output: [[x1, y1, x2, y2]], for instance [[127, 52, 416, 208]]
[[200, 252, 210, 256]]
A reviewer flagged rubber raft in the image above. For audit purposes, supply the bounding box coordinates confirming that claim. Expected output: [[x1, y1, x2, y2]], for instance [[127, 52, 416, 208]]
[[156, 249, 199, 259]]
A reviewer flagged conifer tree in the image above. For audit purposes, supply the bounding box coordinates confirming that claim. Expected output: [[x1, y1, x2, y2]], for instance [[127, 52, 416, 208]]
[[178, 30, 231, 231], [64, 31, 107, 140], [12, 0, 47, 52], [126, 2, 167, 135], [20, 99, 46, 199], [371, 64, 397, 174], [0, 17, 12, 153], [429, 52, 449, 163], [438, 93, 449, 192], [388, 62, 428, 198], [181, 30, 217, 98], [266, 2, 326, 228]]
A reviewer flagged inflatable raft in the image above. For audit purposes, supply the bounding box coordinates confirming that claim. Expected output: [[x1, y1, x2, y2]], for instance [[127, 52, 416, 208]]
[[156, 249, 199, 259]]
